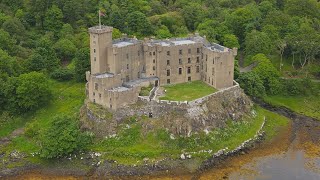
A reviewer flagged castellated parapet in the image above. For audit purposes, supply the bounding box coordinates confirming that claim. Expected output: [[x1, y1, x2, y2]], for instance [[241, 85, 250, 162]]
[[86, 25, 238, 110]]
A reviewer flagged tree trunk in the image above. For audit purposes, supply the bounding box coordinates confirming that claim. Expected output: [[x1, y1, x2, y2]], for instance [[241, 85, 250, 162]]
[[292, 52, 295, 69]]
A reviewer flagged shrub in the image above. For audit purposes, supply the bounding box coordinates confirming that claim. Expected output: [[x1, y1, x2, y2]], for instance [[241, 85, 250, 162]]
[[40, 115, 92, 159], [237, 72, 266, 97], [50, 68, 74, 81]]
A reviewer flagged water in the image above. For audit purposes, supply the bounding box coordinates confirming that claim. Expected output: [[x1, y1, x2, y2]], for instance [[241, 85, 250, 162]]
[[11, 117, 320, 180]]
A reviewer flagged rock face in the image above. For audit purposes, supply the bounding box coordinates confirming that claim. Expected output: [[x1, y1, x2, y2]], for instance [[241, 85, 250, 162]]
[[81, 84, 252, 137]]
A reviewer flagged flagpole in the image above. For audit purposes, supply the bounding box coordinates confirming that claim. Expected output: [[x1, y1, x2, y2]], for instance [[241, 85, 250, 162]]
[[99, 10, 101, 29]]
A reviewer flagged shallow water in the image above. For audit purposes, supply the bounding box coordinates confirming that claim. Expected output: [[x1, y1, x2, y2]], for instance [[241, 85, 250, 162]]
[[11, 118, 320, 180]]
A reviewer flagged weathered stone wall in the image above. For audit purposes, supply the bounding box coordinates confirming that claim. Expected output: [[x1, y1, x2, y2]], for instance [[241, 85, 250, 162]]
[[83, 83, 252, 137]]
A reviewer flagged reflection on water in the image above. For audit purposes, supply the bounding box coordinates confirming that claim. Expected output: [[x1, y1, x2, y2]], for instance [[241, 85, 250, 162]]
[[229, 150, 320, 180]]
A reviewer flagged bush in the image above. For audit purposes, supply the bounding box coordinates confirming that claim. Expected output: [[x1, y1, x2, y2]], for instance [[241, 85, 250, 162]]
[[50, 68, 74, 81], [40, 115, 92, 159], [237, 72, 266, 97]]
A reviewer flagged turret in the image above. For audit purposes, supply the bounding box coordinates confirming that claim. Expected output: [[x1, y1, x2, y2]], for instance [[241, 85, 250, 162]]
[[88, 26, 113, 74]]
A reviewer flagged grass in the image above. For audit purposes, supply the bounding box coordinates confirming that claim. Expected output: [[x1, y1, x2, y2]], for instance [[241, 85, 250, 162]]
[[0, 80, 86, 163], [160, 80, 217, 101], [264, 95, 320, 120], [91, 107, 289, 165]]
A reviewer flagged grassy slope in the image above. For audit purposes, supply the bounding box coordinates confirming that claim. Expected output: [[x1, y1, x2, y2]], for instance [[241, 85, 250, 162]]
[[160, 80, 217, 101], [264, 95, 320, 120], [91, 107, 289, 165], [0, 80, 86, 158]]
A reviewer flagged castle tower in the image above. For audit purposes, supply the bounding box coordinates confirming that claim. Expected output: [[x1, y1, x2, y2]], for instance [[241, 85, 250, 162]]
[[88, 26, 113, 74]]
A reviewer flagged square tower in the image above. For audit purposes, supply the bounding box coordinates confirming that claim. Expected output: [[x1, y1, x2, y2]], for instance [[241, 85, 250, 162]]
[[88, 26, 113, 75]]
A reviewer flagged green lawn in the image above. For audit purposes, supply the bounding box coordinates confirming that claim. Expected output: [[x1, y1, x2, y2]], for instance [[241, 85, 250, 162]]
[[160, 80, 217, 101], [264, 95, 320, 120]]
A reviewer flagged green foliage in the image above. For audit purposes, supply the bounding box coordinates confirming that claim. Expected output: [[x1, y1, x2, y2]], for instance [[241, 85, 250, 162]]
[[50, 68, 74, 81], [14, 72, 52, 113], [222, 34, 240, 49], [112, 28, 122, 39], [251, 54, 280, 94], [40, 115, 92, 159], [44, 5, 63, 34], [74, 48, 90, 82], [2, 17, 26, 43], [155, 25, 172, 39], [0, 29, 17, 55], [237, 72, 266, 97], [54, 38, 77, 62], [245, 30, 272, 56], [127, 11, 153, 36]]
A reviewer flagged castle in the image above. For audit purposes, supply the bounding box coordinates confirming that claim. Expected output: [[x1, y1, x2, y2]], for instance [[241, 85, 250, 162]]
[[86, 26, 237, 110]]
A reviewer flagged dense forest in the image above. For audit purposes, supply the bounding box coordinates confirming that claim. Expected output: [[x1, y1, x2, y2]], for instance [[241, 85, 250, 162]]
[[0, 0, 319, 158]]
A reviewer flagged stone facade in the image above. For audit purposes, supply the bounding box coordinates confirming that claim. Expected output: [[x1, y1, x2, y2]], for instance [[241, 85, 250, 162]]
[[86, 25, 237, 110]]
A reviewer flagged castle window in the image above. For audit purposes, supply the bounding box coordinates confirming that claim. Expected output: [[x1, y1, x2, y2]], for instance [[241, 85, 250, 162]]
[[94, 49, 96, 53], [188, 49, 191, 54], [179, 59, 182, 65], [149, 52, 152, 56], [153, 52, 156, 55], [167, 51, 170, 56], [93, 92, 95, 96], [167, 79, 171, 84], [94, 83, 98, 90], [229, 71, 231, 75], [197, 48, 200, 54], [188, 58, 191, 63], [188, 77, 191, 81], [126, 54, 129, 59], [153, 59, 155, 63], [209, 77, 210, 82], [196, 66, 200, 73], [167, 69, 170, 76], [187, 67, 191, 74], [212, 80, 213, 86], [110, 104, 112, 109], [179, 68, 182, 75], [221, 62, 222, 66], [94, 57, 96, 61], [197, 57, 200, 63], [167, 60, 170, 65], [153, 66, 155, 70], [206, 55, 208, 61], [206, 66, 207, 72], [213, 59, 215, 64], [127, 64, 129, 70], [99, 93, 101, 98], [179, 49, 182, 55], [212, 68, 215, 75], [201, 53, 203, 59], [93, 99, 96, 103]]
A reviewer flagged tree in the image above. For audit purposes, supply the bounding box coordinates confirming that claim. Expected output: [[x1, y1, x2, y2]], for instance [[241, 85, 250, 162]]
[[285, 0, 319, 19], [222, 34, 240, 49], [226, 4, 261, 43], [2, 18, 26, 43], [40, 115, 92, 159], [74, 48, 90, 82], [237, 72, 266, 97], [44, 5, 63, 34], [27, 46, 59, 72], [0, 29, 17, 56], [245, 30, 272, 56], [155, 25, 172, 39], [127, 11, 153, 36], [182, 3, 204, 31], [16, 72, 52, 112], [54, 38, 77, 62], [251, 54, 280, 94], [112, 28, 122, 39]]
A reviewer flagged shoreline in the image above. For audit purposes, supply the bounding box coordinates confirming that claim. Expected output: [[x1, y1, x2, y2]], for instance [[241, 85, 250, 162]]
[[2, 99, 317, 179]]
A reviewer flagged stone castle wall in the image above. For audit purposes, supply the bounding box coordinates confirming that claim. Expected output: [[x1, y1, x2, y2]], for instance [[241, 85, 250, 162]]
[[82, 81, 252, 137]]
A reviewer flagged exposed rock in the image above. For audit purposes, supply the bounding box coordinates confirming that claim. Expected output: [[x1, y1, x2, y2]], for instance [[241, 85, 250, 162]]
[[180, 154, 186, 160]]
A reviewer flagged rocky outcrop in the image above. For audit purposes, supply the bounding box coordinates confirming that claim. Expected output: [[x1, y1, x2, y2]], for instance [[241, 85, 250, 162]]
[[81, 83, 253, 137]]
